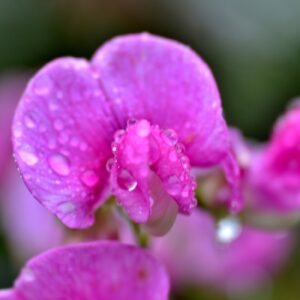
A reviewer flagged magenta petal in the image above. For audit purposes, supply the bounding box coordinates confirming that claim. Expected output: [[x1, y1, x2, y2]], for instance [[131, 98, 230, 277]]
[[92, 33, 232, 168], [0, 290, 16, 300], [249, 107, 300, 212], [4, 241, 169, 300], [12, 58, 115, 228]]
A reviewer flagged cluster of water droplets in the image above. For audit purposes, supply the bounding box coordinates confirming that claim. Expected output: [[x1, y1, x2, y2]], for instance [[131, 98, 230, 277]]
[[105, 118, 197, 214]]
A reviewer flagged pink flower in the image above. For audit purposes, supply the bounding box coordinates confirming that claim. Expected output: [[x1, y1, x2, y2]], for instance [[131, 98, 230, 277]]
[[0, 241, 169, 300], [152, 209, 292, 294], [248, 105, 300, 213], [12, 33, 241, 231]]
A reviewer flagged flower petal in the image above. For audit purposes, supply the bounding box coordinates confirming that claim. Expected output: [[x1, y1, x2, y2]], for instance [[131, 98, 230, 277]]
[[92, 33, 231, 168], [4, 241, 169, 300], [12, 58, 116, 228], [248, 106, 300, 212]]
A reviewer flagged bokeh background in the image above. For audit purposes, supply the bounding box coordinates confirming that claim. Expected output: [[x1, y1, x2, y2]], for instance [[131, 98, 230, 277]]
[[1, 1, 300, 299]]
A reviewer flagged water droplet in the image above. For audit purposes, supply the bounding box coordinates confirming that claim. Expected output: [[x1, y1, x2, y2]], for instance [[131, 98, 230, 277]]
[[165, 175, 181, 196], [22, 267, 35, 282], [54, 119, 64, 131], [137, 120, 150, 137], [181, 156, 190, 169], [175, 143, 185, 153], [117, 169, 138, 192], [106, 158, 114, 172], [80, 170, 99, 187], [163, 129, 178, 146], [114, 129, 125, 143], [127, 117, 137, 127], [216, 216, 241, 244], [149, 197, 154, 207], [13, 124, 23, 137], [24, 115, 36, 129], [18, 146, 38, 166], [48, 154, 70, 176], [111, 142, 118, 153], [181, 185, 190, 198], [58, 202, 75, 213]]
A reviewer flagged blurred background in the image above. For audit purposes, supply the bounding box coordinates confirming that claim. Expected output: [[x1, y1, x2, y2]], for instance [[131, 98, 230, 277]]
[[1, 0, 300, 299]]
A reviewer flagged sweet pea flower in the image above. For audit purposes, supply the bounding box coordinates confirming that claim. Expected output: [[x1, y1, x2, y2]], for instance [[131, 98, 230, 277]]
[[12, 33, 241, 233], [152, 209, 292, 294], [248, 104, 300, 214], [0, 241, 169, 300]]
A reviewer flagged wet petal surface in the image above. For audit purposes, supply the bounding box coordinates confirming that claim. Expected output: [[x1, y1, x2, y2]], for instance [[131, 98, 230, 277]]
[[1, 241, 169, 300], [13, 58, 115, 228]]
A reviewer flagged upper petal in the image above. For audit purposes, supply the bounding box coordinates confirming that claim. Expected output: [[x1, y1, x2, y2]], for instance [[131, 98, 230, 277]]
[[92, 33, 232, 168], [92, 33, 241, 212], [12, 58, 116, 228], [4, 241, 169, 300]]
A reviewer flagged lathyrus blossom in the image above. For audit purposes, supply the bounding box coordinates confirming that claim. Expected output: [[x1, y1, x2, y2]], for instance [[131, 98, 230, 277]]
[[0, 241, 169, 300], [152, 209, 292, 294], [12, 33, 241, 233], [247, 104, 300, 217]]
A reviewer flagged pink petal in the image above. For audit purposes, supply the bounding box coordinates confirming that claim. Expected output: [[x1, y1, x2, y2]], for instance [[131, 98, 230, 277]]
[[92, 33, 231, 167], [249, 106, 300, 212], [92, 33, 241, 211], [109, 119, 196, 224], [152, 209, 292, 293], [13, 58, 116, 228], [3, 241, 169, 300]]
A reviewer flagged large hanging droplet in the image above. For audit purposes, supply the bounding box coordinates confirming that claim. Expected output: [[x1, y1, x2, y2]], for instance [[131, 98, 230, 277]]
[[117, 169, 138, 192], [216, 216, 242, 244], [18, 146, 39, 166]]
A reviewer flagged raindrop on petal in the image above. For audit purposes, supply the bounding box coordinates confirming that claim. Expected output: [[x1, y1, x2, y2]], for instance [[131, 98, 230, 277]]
[[163, 129, 178, 146], [106, 158, 114, 172], [48, 154, 70, 176], [137, 120, 151, 137], [80, 170, 99, 187], [114, 129, 125, 143], [127, 117, 137, 127], [24, 115, 36, 129], [117, 169, 138, 192], [18, 146, 38, 166]]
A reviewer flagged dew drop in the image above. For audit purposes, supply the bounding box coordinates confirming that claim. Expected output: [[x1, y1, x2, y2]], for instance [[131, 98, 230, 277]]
[[49, 100, 58, 111], [163, 129, 178, 146], [59, 132, 69, 144], [111, 142, 118, 153], [114, 129, 125, 143], [165, 175, 181, 196], [117, 169, 138, 192], [18, 146, 38, 166], [181, 155, 190, 169], [216, 216, 241, 244], [127, 117, 137, 127], [137, 120, 150, 137], [80, 170, 99, 187], [175, 143, 185, 153], [13, 124, 23, 138], [79, 142, 88, 151], [70, 136, 80, 147], [48, 154, 70, 176], [58, 202, 75, 213], [24, 115, 36, 129], [106, 158, 114, 172], [181, 185, 190, 198]]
